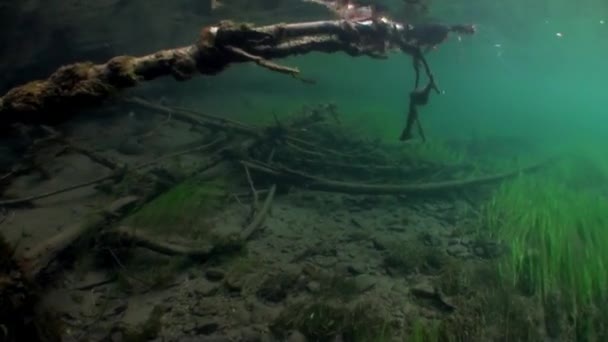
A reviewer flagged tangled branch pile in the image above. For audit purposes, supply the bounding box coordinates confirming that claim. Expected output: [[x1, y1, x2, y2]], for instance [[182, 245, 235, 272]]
[[0, 92, 553, 340]]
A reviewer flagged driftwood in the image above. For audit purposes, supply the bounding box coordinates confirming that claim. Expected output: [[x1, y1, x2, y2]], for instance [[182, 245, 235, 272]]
[[241, 157, 555, 195], [100, 226, 216, 259], [0, 137, 225, 207], [129, 97, 352, 159], [241, 184, 277, 240], [0, 19, 474, 130], [126, 97, 263, 138], [13, 137, 240, 279], [21, 196, 139, 280], [10, 112, 269, 279], [17, 157, 232, 280], [100, 184, 276, 258]]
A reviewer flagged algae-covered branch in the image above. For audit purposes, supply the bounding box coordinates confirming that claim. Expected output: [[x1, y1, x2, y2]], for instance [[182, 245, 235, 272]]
[[0, 19, 474, 136]]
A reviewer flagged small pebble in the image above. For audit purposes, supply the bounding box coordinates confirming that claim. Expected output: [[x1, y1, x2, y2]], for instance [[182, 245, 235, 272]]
[[287, 331, 307, 342], [205, 269, 225, 282], [306, 281, 321, 293]]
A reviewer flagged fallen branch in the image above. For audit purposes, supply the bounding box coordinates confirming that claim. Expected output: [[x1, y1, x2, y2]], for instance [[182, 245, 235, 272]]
[[126, 97, 263, 138], [100, 226, 215, 259], [99, 183, 276, 259], [17, 147, 236, 279], [284, 157, 471, 177], [0, 19, 474, 130], [241, 157, 556, 195], [20, 196, 140, 280], [244, 165, 259, 221], [0, 172, 125, 208], [0, 137, 224, 207], [71, 275, 118, 291], [132, 98, 360, 161], [39, 126, 123, 171], [241, 184, 276, 240]]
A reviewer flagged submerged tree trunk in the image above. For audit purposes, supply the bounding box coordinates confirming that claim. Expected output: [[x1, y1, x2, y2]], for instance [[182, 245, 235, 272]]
[[0, 19, 474, 131]]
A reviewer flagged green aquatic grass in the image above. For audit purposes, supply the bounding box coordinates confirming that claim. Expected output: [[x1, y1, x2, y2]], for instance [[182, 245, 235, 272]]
[[125, 177, 229, 239], [482, 153, 608, 325], [409, 320, 441, 342]]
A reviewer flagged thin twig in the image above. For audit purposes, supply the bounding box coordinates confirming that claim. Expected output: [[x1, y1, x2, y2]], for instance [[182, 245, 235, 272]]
[[71, 275, 118, 291], [107, 247, 150, 286], [40, 126, 121, 170], [231, 193, 248, 211], [225, 45, 300, 76], [0, 172, 125, 207], [244, 165, 259, 221], [127, 97, 263, 138], [286, 136, 366, 159], [267, 147, 276, 164], [241, 185, 277, 240], [134, 136, 224, 169], [286, 141, 326, 158], [0, 171, 14, 183]]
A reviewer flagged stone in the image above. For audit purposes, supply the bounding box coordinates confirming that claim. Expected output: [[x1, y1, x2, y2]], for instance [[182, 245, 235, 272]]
[[232, 305, 251, 325], [387, 225, 406, 232], [261, 333, 278, 342], [353, 274, 376, 293], [314, 256, 337, 268], [250, 303, 280, 323], [371, 238, 389, 251], [224, 274, 243, 293], [346, 263, 366, 276], [286, 331, 307, 342], [190, 304, 218, 317], [205, 269, 225, 282], [109, 331, 124, 342], [194, 337, 231, 342], [192, 319, 219, 335], [240, 327, 262, 342], [117, 137, 144, 155], [472, 241, 505, 259], [419, 232, 442, 247], [195, 281, 219, 297], [306, 281, 321, 293], [446, 244, 469, 258]]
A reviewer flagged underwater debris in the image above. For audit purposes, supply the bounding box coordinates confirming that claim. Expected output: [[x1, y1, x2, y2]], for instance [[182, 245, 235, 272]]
[[0, 234, 62, 341], [242, 156, 555, 195]]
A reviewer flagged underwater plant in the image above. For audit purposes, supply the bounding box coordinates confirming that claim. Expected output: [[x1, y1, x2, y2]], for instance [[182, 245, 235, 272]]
[[480, 154, 608, 339], [125, 177, 229, 239]]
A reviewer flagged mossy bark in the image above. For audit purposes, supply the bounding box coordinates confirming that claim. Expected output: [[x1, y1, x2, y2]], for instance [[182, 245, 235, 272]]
[[0, 19, 474, 130]]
